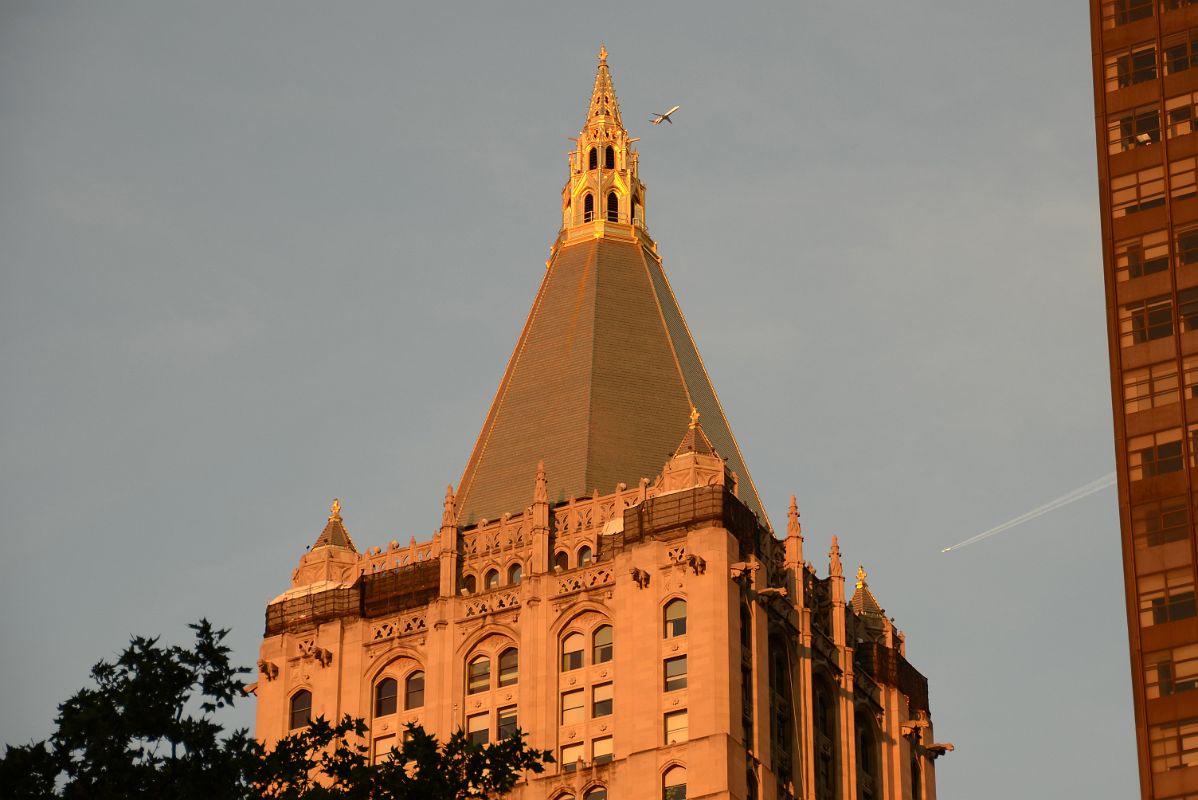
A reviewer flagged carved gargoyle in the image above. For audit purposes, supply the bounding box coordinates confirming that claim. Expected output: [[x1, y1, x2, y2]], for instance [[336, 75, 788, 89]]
[[629, 567, 651, 589], [257, 659, 279, 681]]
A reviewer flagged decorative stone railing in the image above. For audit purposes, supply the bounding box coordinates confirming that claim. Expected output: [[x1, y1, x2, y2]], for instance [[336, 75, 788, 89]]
[[370, 610, 429, 642], [463, 589, 521, 618], [361, 534, 439, 574], [461, 513, 531, 561], [555, 564, 615, 595]]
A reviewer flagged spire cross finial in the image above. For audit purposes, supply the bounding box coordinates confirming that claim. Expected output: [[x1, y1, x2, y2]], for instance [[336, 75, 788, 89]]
[[598, 44, 607, 64], [689, 405, 700, 429], [329, 498, 341, 521], [856, 565, 868, 589]]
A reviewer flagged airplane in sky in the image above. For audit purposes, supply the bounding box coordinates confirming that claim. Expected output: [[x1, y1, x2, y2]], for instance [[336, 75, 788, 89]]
[[650, 105, 680, 125]]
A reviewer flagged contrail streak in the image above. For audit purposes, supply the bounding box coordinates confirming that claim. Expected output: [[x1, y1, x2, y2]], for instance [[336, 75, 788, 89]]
[[941, 472, 1117, 553]]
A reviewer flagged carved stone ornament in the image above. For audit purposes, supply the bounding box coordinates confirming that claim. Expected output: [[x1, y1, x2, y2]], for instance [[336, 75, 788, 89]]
[[257, 659, 279, 681]]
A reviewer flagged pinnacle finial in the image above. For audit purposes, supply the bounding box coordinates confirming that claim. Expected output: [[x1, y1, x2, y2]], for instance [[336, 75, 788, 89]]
[[598, 44, 607, 64], [856, 565, 868, 589], [329, 498, 341, 522], [787, 495, 802, 539], [442, 484, 456, 529], [534, 460, 548, 504], [689, 405, 700, 429], [829, 535, 843, 578]]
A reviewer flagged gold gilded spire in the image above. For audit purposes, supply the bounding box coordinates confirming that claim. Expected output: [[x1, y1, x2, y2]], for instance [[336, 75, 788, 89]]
[[329, 498, 341, 522], [586, 46, 623, 128], [689, 406, 700, 429], [856, 565, 868, 589]]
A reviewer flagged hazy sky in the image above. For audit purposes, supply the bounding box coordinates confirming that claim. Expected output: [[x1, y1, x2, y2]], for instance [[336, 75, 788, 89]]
[[0, 2, 1131, 796]]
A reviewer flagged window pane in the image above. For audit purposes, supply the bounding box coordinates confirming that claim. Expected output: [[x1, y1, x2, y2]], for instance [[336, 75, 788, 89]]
[[665, 655, 688, 692], [593, 625, 613, 664], [562, 633, 584, 671], [508, 563, 522, 585], [593, 736, 613, 765], [664, 765, 687, 800], [485, 569, 499, 590], [375, 677, 398, 717], [562, 743, 583, 772], [665, 709, 689, 744], [498, 706, 518, 739], [665, 599, 687, 638], [467, 712, 489, 745], [498, 648, 519, 687], [578, 545, 593, 566], [468, 657, 491, 694], [372, 735, 396, 765], [593, 683, 613, 717], [405, 671, 425, 709], [289, 690, 312, 730], [562, 689, 585, 724]]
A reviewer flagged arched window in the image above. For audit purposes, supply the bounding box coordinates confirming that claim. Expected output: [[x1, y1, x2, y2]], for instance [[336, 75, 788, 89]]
[[484, 569, 499, 590], [405, 670, 425, 709], [606, 192, 619, 222], [498, 647, 519, 687], [583, 195, 594, 223], [289, 689, 312, 730], [554, 550, 571, 571], [604, 145, 615, 169], [664, 599, 687, 638], [467, 656, 491, 694], [562, 632, 584, 671], [578, 545, 593, 566], [588, 148, 598, 170], [856, 710, 880, 788], [461, 574, 476, 594], [586, 787, 609, 800], [663, 765, 687, 800], [508, 563, 522, 585], [375, 677, 397, 717], [593, 624, 613, 664]]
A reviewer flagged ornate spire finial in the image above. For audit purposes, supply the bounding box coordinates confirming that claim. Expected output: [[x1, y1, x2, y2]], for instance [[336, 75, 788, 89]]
[[856, 565, 868, 589], [829, 535, 843, 578], [329, 498, 341, 522], [534, 460, 548, 504], [598, 44, 607, 64], [787, 495, 802, 539], [689, 405, 700, 429]]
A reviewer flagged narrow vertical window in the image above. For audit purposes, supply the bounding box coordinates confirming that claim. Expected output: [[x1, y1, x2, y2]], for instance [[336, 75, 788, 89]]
[[664, 709, 689, 744], [375, 677, 398, 717], [665, 655, 688, 692], [554, 550, 571, 570], [592, 683, 613, 717], [578, 545, 593, 566], [606, 192, 619, 222], [498, 648, 519, 687], [562, 633, 584, 671], [583, 195, 594, 223], [588, 148, 598, 170], [593, 625, 613, 664], [468, 656, 491, 694], [664, 599, 687, 638], [604, 145, 615, 169], [498, 706, 518, 739], [485, 569, 500, 590], [508, 563, 523, 585], [461, 574, 476, 594], [289, 689, 312, 730], [405, 670, 425, 709]]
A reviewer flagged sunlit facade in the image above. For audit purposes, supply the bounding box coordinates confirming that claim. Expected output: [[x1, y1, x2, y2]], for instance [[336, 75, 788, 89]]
[[253, 50, 945, 800]]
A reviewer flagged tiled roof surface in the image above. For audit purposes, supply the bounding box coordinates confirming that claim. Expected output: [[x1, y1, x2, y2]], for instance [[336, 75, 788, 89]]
[[313, 516, 356, 552], [455, 237, 766, 527]]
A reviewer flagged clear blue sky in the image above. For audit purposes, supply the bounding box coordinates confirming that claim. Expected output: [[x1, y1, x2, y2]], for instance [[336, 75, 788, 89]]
[[0, 2, 1132, 796]]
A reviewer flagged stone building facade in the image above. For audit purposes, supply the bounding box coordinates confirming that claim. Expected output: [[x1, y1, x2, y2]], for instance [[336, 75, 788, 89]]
[[253, 49, 948, 800]]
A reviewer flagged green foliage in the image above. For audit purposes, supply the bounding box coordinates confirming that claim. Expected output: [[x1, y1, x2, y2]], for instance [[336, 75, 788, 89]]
[[0, 621, 551, 800]]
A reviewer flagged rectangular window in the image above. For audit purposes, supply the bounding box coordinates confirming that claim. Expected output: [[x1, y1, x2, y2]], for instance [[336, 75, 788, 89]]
[[1102, 0, 1154, 27], [1151, 717, 1198, 772], [664, 655, 688, 692], [665, 709, 689, 745], [467, 659, 490, 695], [1179, 226, 1198, 267], [1133, 498, 1190, 549], [467, 712, 490, 746], [1166, 29, 1198, 75], [1106, 43, 1158, 90], [592, 735, 613, 765], [1124, 361, 1180, 413], [591, 682, 613, 718], [1186, 356, 1198, 399], [562, 689, 585, 725], [497, 706, 518, 740], [1115, 230, 1169, 282], [1109, 105, 1162, 153], [1169, 93, 1198, 139], [1175, 158, 1198, 202], [1128, 429, 1184, 479], [372, 735, 396, 765], [1120, 295, 1174, 347], [561, 742, 583, 772], [1113, 166, 1167, 217], [1147, 644, 1198, 699], [1180, 287, 1198, 332], [1140, 568, 1198, 626]]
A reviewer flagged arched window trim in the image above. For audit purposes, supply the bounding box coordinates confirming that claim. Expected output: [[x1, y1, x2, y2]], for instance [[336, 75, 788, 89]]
[[664, 597, 687, 638], [662, 763, 687, 800], [606, 192, 619, 222], [467, 654, 491, 694], [508, 562, 523, 585], [461, 573, 476, 594], [561, 630, 585, 671], [484, 568, 500, 590], [498, 647, 519, 687], [604, 145, 615, 169], [583, 194, 595, 223], [588, 148, 598, 170], [577, 544, 593, 566], [554, 550, 571, 571], [584, 785, 610, 800], [592, 624, 613, 664]]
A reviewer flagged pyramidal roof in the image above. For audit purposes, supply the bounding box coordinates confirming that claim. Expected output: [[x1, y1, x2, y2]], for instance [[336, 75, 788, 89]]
[[312, 499, 356, 552], [455, 51, 767, 528]]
